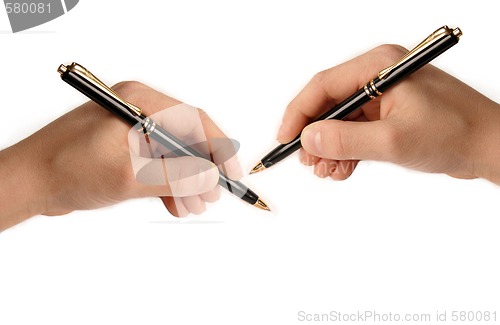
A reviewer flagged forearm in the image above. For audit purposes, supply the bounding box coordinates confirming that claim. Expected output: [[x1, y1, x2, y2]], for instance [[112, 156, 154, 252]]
[[0, 141, 46, 231]]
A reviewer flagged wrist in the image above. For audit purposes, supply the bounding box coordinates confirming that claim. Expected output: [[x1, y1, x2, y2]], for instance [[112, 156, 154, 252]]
[[0, 139, 49, 230]]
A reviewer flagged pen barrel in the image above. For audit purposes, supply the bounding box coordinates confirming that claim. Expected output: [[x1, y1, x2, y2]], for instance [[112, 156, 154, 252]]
[[60, 70, 143, 126], [219, 173, 259, 204], [317, 88, 371, 121], [147, 125, 258, 204], [261, 136, 303, 168], [374, 32, 460, 93]]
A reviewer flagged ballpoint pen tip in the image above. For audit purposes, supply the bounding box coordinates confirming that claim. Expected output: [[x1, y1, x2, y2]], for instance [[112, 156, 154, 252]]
[[249, 161, 266, 174], [254, 198, 271, 212]]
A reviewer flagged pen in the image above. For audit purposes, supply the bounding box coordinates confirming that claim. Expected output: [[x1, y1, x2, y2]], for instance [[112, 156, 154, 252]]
[[250, 25, 462, 174], [57, 63, 270, 211]]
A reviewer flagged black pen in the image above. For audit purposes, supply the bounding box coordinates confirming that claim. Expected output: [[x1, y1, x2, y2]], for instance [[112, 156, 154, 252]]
[[250, 25, 462, 174], [57, 63, 270, 211]]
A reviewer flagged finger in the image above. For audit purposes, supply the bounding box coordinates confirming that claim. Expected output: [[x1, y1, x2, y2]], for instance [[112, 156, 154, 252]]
[[116, 82, 242, 180], [277, 45, 406, 143], [200, 186, 221, 203], [182, 196, 207, 215], [301, 119, 392, 162], [313, 158, 337, 178], [145, 105, 243, 180], [133, 156, 219, 197], [299, 148, 320, 166], [115, 82, 241, 186], [161, 188, 220, 218], [330, 160, 359, 181], [127, 108, 206, 164], [277, 75, 333, 143], [198, 111, 243, 180], [161, 196, 189, 218], [312, 159, 358, 180]]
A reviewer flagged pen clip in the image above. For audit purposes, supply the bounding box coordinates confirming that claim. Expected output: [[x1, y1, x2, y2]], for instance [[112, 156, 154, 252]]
[[378, 26, 462, 80], [58, 62, 142, 117]]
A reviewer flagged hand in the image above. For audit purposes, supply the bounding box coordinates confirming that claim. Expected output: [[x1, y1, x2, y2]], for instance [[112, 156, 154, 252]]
[[0, 81, 242, 230], [277, 45, 500, 184]]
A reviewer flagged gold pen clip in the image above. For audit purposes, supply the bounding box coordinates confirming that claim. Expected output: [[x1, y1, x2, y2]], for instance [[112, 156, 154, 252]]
[[378, 26, 462, 80], [57, 62, 142, 117]]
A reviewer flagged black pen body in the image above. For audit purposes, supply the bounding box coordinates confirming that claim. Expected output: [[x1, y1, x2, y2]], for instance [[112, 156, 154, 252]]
[[261, 88, 370, 168]]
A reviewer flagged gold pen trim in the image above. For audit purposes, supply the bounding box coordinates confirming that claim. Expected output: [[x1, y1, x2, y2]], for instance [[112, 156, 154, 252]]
[[57, 62, 142, 117], [254, 198, 271, 211], [142, 117, 157, 135], [370, 80, 382, 96], [363, 84, 376, 99], [378, 26, 462, 80], [363, 80, 383, 99]]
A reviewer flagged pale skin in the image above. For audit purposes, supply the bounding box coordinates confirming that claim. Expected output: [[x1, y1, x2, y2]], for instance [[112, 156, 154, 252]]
[[0, 81, 242, 231], [278, 45, 500, 184], [2, 45, 499, 231]]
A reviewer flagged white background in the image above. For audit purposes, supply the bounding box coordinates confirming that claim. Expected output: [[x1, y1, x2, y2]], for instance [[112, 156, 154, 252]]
[[1, 1, 499, 324]]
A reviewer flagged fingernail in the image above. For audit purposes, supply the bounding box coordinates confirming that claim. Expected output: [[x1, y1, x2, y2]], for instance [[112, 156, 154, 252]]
[[314, 161, 328, 178], [302, 126, 321, 155]]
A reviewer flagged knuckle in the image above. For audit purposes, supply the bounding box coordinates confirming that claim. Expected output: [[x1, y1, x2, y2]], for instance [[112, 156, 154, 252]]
[[111, 81, 148, 103], [311, 70, 325, 83], [332, 127, 350, 159], [311, 69, 330, 88], [373, 44, 408, 64]]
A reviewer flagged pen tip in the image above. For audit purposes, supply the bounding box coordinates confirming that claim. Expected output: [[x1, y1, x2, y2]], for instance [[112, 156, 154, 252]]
[[254, 198, 271, 212], [249, 161, 266, 175]]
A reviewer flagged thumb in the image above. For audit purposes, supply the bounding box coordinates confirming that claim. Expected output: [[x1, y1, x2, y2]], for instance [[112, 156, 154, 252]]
[[133, 156, 220, 197], [301, 119, 390, 161]]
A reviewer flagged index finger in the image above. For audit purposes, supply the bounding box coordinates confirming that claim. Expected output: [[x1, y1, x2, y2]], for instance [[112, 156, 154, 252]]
[[277, 45, 406, 143], [116, 82, 243, 180]]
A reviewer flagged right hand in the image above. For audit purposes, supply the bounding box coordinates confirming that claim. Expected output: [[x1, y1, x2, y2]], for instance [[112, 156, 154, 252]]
[[277, 45, 500, 184]]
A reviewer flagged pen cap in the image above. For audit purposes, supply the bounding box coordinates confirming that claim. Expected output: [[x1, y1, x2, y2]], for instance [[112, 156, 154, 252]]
[[58, 63, 145, 126], [375, 26, 461, 93]]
